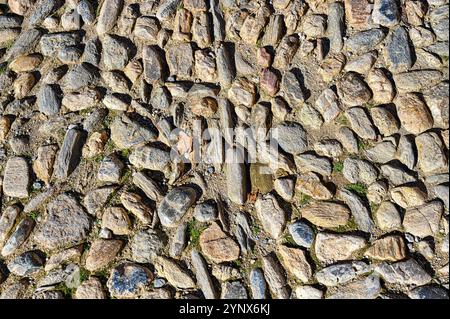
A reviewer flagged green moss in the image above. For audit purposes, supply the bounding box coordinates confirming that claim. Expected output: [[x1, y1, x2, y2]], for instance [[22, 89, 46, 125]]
[[120, 149, 131, 158], [79, 267, 90, 283], [363, 102, 376, 110], [345, 183, 367, 197], [333, 161, 344, 173], [357, 139, 369, 151], [187, 220, 206, 248], [331, 217, 358, 233], [251, 224, 261, 236], [27, 211, 39, 221], [297, 193, 312, 206], [282, 234, 297, 247], [0, 63, 7, 74], [56, 283, 75, 299], [120, 167, 132, 185], [336, 114, 349, 126]]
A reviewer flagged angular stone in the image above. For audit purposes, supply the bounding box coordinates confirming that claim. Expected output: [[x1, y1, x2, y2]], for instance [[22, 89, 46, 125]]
[[2, 157, 30, 198], [315, 233, 367, 265], [365, 235, 407, 262], [190, 249, 218, 299], [61, 63, 100, 91], [102, 34, 132, 71], [154, 256, 195, 289], [416, 132, 448, 175], [75, 277, 106, 299], [0, 205, 21, 244], [301, 202, 350, 228], [228, 78, 256, 107], [216, 43, 234, 88], [337, 189, 375, 233], [83, 186, 116, 217], [375, 259, 431, 286], [372, 0, 399, 27], [53, 127, 84, 179], [337, 73, 372, 107], [7, 251, 44, 276], [409, 285, 449, 300], [345, 29, 386, 53], [130, 228, 167, 263], [344, 0, 372, 29], [167, 43, 194, 78], [424, 82, 449, 129], [200, 223, 240, 263], [255, 194, 286, 239], [380, 163, 417, 186], [4, 28, 42, 61], [262, 254, 290, 299], [278, 245, 312, 283], [327, 2, 345, 53], [34, 194, 90, 250], [315, 88, 341, 122], [273, 35, 300, 70], [384, 27, 413, 73], [1, 217, 34, 257], [102, 207, 131, 235], [272, 122, 307, 155], [249, 268, 267, 299], [367, 68, 395, 104], [120, 192, 153, 225], [85, 239, 122, 272], [110, 115, 157, 150], [37, 84, 61, 116], [403, 201, 443, 238], [364, 140, 396, 164], [143, 46, 165, 83], [225, 147, 248, 205], [97, 154, 124, 184], [395, 93, 433, 135], [343, 158, 378, 185], [132, 172, 163, 202], [281, 70, 305, 106], [394, 70, 443, 93], [134, 16, 160, 43], [157, 187, 197, 227], [391, 186, 427, 209], [370, 106, 399, 136]]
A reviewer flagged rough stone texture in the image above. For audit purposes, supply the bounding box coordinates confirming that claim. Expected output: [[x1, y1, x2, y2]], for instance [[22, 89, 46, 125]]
[[2, 157, 30, 198], [34, 194, 91, 251], [199, 223, 240, 263], [315, 233, 367, 265], [301, 202, 350, 228], [255, 194, 286, 239]]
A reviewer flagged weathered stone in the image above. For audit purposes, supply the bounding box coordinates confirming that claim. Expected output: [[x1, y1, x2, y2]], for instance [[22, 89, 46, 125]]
[[61, 63, 100, 91], [337, 189, 375, 233], [255, 194, 286, 239], [143, 46, 165, 83], [344, 0, 372, 29], [367, 68, 395, 104], [85, 239, 122, 271], [273, 35, 299, 70], [32, 144, 57, 185], [262, 253, 290, 299], [320, 54, 346, 82], [272, 122, 307, 155], [337, 73, 372, 107], [327, 275, 381, 299], [384, 27, 413, 73], [395, 93, 433, 135], [3, 28, 41, 61], [327, 2, 345, 53], [372, 0, 399, 27], [75, 277, 106, 299], [107, 263, 153, 299], [315, 88, 341, 122], [315, 233, 367, 265], [391, 186, 427, 209], [281, 70, 305, 106], [295, 286, 324, 299], [167, 43, 194, 78], [97, 154, 124, 184], [345, 29, 386, 53], [83, 186, 116, 217], [102, 207, 131, 236], [120, 192, 153, 225], [403, 201, 443, 238], [343, 158, 378, 185], [278, 245, 312, 283], [364, 140, 396, 164], [228, 78, 256, 107], [225, 147, 248, 205], [96, 0, 123, 35], [34, 194, 91, 250], [155, 256, 195, 289], [7, 251, 44, 276], [110, 115, 157, 150], [365, 236, 407, 262], [301, 202, 350, 228], [370, 106, 399, 136], [394, 70, 443, 93], [375, 259, 431, 286], [200, 223, 240, 263], [1, 217, 34, 257], [131, 228, 167, 263], [288, 221, 314, 249], [416, 132, 448, 175], [2, 156, 30, 198], [249, 268, 267, 299], [190, 249, 218, 299], [53, 127, 84, 179], [409, 285, 449, 300], [157, 187, 197, 227], [316, 261, 371, 287], [37, 84, 61, 116]]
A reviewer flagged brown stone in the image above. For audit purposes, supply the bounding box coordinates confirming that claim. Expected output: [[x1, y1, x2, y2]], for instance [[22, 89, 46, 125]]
[[278, 245, 312, 283], [199, 223, 240, 263], [101, 207, 131, 235], [301, 201, 350, 228], [344, 0, 372, 29], [260, 68, 279, 97], [33, 144, 58, 185], [85, 239, 123, 271], [395, 93, 433, 135], [9, 54, 43, 72], [365, 236, 407, 262]]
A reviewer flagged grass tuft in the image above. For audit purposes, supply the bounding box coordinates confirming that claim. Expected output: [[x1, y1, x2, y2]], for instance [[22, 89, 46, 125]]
[[345, 183, 367, 197], [333, 161, 344, 173]]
